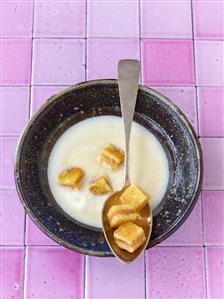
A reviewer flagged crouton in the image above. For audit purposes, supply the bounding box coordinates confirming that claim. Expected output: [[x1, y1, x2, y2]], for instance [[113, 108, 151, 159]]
[[57, 167, 84, 189], [120, 184, 149, 211], [89, 175, 112, 195], [98, 145, 124, 170], [107, 204, 139, 228], [114, 222, 146, 253]]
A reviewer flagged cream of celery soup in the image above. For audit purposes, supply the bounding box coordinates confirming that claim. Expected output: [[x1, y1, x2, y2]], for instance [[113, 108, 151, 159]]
[[47, 116, 169, 228]]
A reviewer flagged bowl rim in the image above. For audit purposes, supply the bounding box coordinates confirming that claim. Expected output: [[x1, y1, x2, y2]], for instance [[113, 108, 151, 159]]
[[15, 79, 203, 255]]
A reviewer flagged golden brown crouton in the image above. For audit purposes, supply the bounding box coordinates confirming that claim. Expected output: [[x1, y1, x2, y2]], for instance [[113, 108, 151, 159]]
[[89, 175, 112, 195], [98, 144, 124, 170], [107, 204, 139, 228], [57, 167, 84, 189], [114, 222, 146, 253], [120, 184, 149, 211]]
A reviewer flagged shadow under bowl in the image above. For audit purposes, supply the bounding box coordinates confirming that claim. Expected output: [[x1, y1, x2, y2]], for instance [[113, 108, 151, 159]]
[[15, 80, 203, 256]]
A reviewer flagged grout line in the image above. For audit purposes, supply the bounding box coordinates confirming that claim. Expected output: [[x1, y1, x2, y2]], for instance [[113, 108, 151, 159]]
[[1, 36, 224, 41], [83, 255, 86, 299], [203, 246, 209, 299], [190, 0, 200, 136], [195, 86, 200, 136], [85, 0, 88, 82], [28, 0, 35, 119], [0, 134, 20, 137], [0, 244, 223, 248], [144, 252, 147, 299], [200, 189, 224, 192], [0, 188, 18, 192], [23, 213, 27, 250], [22, 246, 27, 299], [138, 0, 142, 83], [22, 246, 26, 298], [190, 2, 208, 298], [23, 1, 34, 298], [204, 247, 209, 298], [1, 84, 224, 88], [0, 244, 60, 247], [200, 194, 209, 299], [200, 192, 209, 299], [198, 136, 224, 139]]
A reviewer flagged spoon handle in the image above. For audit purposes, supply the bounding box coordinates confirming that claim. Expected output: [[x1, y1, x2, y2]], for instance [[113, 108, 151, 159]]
[[118, 59, 140, 186]]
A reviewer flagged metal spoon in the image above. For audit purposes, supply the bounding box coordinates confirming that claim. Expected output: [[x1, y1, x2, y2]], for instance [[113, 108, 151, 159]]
[[102, 59, 153, 264]]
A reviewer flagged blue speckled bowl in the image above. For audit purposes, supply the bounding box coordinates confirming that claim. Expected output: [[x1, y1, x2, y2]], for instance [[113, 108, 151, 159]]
[[15, 80, 203, 256]]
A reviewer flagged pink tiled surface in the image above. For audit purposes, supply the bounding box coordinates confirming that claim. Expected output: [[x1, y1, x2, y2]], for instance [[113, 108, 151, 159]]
[[142, 40, 195, 85], [25, 247, 84, 299], [86, 255, 145, 299], [0, 191, 25, 245], [88, 1, 139, 38], [202, 191, 224, 246], [0, 247, 24, 299], [2, 2, 33, 38], [32, 39, 85, 85], [1, 39, 32, 85], [195, 41, 224, 86], [0, 136, 19, 189], [34, 1, 85, 38], [198, 88, 224, 137], [87, 39, 139, 80], [141, 1, 192, 38], [205, 247, 224, 299], [193, 1, 224, 40], [1, 2, 223, 299], [146, 247, 206, 299], [0, 87, 29, 135]]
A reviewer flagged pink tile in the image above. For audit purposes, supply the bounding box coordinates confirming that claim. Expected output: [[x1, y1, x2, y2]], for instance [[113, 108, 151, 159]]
[[0, 191, 25, 245], [195, 41, 224, 86], [202, 191, 224, 246], [198, 88, 224, 137], [206, 247, 224, 299], [32, 39, 85, 85], [88, 1, 138, 37], [25, 247, 84, 299], [193, 1, 224, 39], [142, 40, 195, 85], [201, 138, 224, 190], [31, 86, 67, 114], [0, 137, 18, 189], [26, 217, 57, 246], [86, 255, 144, 299], [34, 1, 85, 37], [141, 1, 192, 38], [0, 87, 29, 135], [1, 1, 33, 37], [1, 39, 32, 85], [87, 39, 139, 80], [161, 199, 203, 246], [146, 247, 206, 299], [152, 87, 198, 132], [0, 247, 24, 299]]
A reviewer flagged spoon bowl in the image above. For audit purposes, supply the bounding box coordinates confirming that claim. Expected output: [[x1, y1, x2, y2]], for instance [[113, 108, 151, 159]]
[[102, 184, 153, 263]]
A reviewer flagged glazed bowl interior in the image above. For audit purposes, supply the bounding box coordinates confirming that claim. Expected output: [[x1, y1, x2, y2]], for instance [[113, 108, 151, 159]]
[[15, 80, 202, 256]]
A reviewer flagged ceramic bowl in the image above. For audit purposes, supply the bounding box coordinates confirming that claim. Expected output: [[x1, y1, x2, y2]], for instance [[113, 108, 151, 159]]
[[15, 80, 203, 256]]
